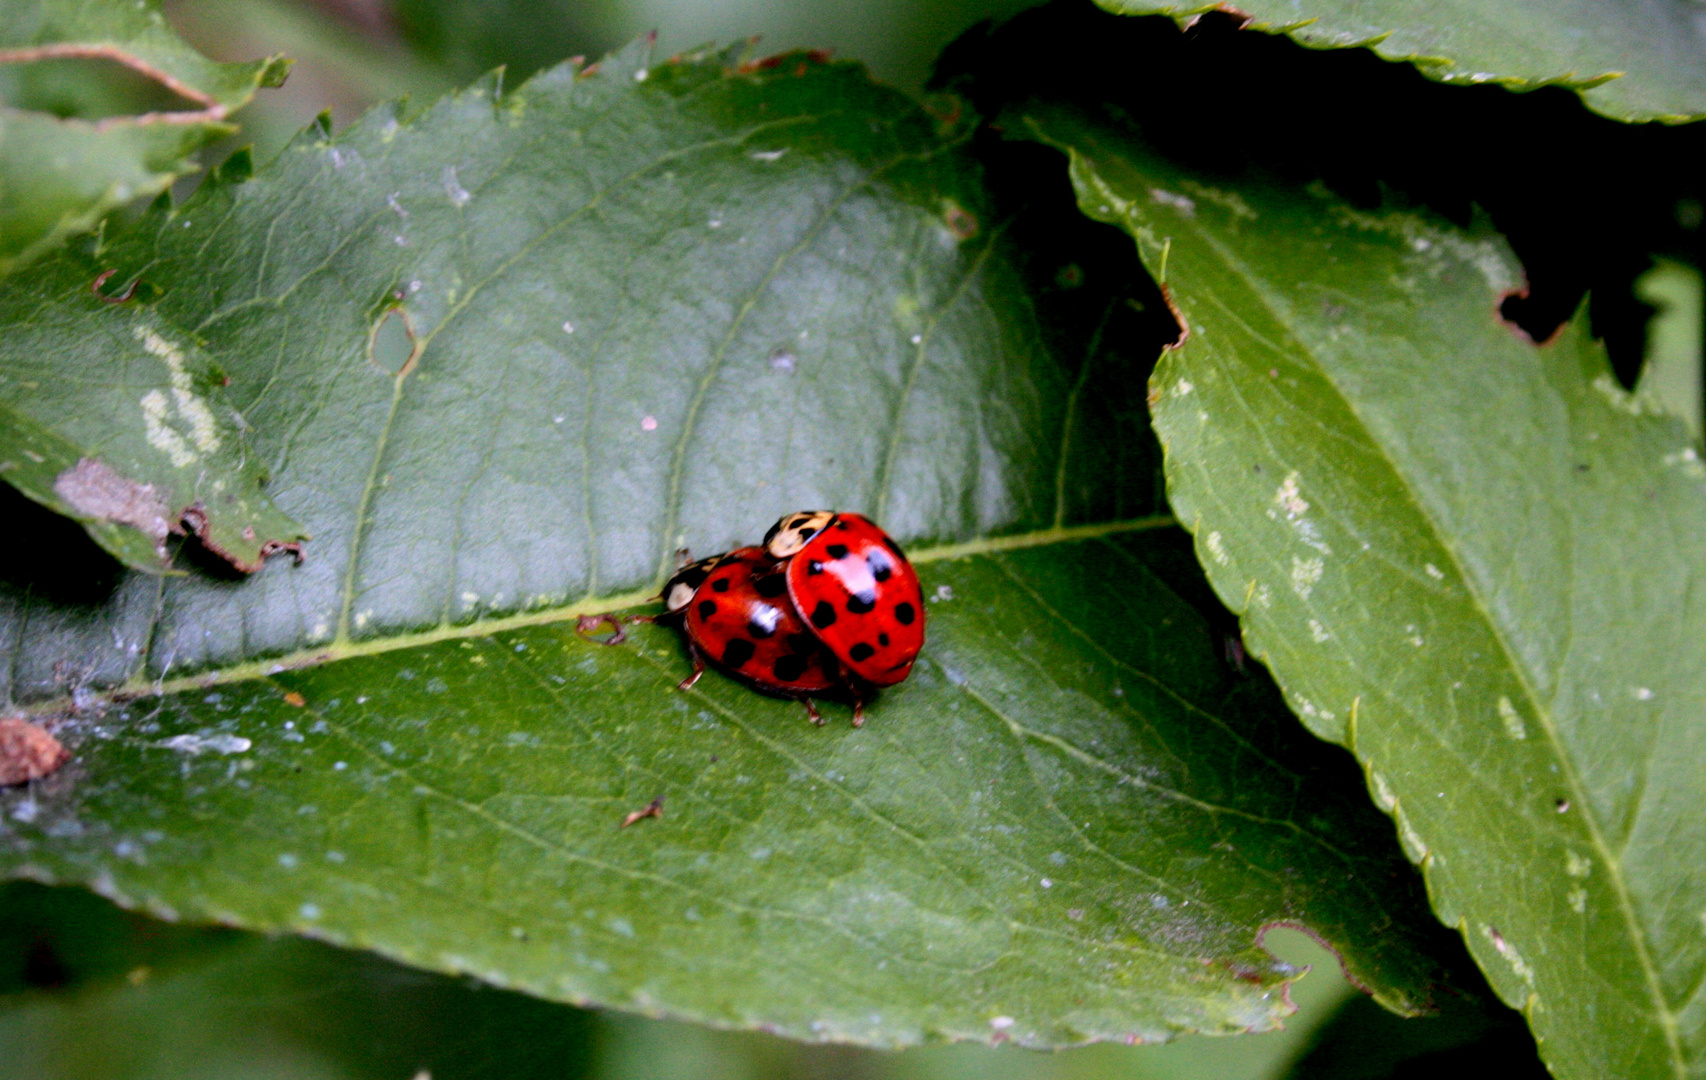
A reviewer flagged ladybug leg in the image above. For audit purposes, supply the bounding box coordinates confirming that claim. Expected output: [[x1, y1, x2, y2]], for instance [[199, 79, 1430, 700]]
[[574, 613, 628, 646], [677, 640, 706, 691], [802, 697, 825, 726], [848, 683, 866, 728]]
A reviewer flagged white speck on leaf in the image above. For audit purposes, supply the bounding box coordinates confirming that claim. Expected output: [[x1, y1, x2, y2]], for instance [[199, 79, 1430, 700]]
[[1174, 379, 1194, 396], [748, 148, 788, 162], [1274, 471, 1308, 518], [641, 415, 658, 431], [1633, 686, 1655, 700], [277, 853, 298, 869], [562, 320, 574, 334], [1150, 188, 1196, 216], [157, 733, 250, 755], [1290, 556, 1323, 598], [1206, 531, 1228, 565], [1568, 888, 1587, 914], [1308, 619, 1329, 643], [1425, 563, 1445, 580], [932, 585, 954, 602], [300, 903, 321, 919], [910, 334, 923, 345], [1040, 878, 1053, 888], [989, 1016, 1015, 1030], [1498, 696, 1526, 740], [1565, 850, 1591, 878], [442, 166, 471, 206], [387, 193, 408, 217]]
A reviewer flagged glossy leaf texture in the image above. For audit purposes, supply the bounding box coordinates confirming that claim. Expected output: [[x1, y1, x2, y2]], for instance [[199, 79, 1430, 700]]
[[1024, 106, 1706, 1078], [0, 0, 290, 274], [1094, 0, 1706, 124], [0, 42, 1456, 1046]]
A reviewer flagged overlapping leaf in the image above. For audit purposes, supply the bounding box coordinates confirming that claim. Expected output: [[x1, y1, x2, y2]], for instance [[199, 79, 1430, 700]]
[[1095, 0, 1706, 124], [0, 0, 289, 274], [1023, 105, 1706, 1078], [0, 42, 1454, 1045]]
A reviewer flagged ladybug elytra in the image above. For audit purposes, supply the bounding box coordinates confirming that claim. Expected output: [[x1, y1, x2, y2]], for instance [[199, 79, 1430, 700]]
[[605, 512, 925, 727], [766, 512, 924, 688]]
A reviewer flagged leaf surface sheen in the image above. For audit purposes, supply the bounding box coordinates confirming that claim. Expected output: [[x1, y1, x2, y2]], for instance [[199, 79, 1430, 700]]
[[0, 43, 1451, 1046], [1026, 107, 1706, 1078], [1095, 0, 1706, 124]]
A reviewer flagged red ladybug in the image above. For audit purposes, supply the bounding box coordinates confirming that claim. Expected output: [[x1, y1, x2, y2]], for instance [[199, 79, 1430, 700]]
[[763, 511, 925, 687], [657, 547, 845, 723]]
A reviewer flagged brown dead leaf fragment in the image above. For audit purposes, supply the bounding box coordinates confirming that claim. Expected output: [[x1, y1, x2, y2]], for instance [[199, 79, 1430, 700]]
[[620, 797, 664, 828], [282, 691, 306, 707], [0, 717, 71, 786]]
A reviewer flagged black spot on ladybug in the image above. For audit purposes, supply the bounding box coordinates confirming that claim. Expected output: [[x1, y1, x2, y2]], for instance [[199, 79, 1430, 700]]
[[826, 543, 849, 560], [894, 601, 916, 625], [723, 638, 756, 669], [698, 600, 718, 620], [773, 654, 808, 682], [810, 601, 837, 628], [711, 577, 730, 592], [807, 561, 823, 575], [836, 521, 850, 530], [847, 591, 876, 614], [849, 642, 875, 662], [883, 537, 908, 563], [867, 551, 892, 582], [878, 632, 890, 647], [786, 632, 816, 654], [746, 614, 776, 639], [755, 574, 787, 598]]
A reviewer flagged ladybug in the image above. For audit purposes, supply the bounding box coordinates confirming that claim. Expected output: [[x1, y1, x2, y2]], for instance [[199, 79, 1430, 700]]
[[657, 546, 846, 723], [763, 511, 925, 687]]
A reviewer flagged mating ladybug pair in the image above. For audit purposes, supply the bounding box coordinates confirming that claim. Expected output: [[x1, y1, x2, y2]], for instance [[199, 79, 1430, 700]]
[[594, 512, 925, 726]]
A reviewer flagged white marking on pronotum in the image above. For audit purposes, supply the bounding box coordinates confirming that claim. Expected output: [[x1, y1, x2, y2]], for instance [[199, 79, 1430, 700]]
[[1290, 556, 1324, 598], [1498, 696, 1526, 740]]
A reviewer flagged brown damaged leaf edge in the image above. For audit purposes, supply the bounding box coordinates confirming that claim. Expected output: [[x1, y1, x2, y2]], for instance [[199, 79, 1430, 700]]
[[0, 716, 70, 786], [53, 457, 306, 574], [0, 44, 290, 127]]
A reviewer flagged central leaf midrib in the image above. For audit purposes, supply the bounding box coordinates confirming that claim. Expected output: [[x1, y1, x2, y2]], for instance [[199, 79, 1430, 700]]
[[22, 515, 1176, 716], [1172, 209, 1684, 1073]]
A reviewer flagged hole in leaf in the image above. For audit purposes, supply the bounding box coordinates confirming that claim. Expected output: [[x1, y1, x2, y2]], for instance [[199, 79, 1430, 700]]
[[367, 307, 418, 376], [0, 55, 205, 119]]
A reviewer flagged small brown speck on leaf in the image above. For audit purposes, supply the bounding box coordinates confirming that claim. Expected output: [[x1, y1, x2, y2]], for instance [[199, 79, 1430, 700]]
[[620, 796, 665, 828], [283, 691, 306, 707], [0, 717, 71, 786]]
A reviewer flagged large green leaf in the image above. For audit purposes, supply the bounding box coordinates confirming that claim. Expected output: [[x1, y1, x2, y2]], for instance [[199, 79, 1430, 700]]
[[1094, 0, 1706, 124], [0, 42, 1454, 1046], [0, 0, 290, 274], [0, 881, 1362, 1080], [1023, 105, 1706, 1077]]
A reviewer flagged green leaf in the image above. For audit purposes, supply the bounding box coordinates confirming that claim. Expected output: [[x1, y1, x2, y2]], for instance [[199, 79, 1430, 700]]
[[1094, 0, 1706, 124], [0, 0, 289, 275], [1023, 105, 1706, 1077], [0, 43, 1453, 1045]]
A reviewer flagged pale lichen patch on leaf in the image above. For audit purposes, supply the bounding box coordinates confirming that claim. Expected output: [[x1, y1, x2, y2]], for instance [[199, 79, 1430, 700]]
[[53, 457, 174, 560]]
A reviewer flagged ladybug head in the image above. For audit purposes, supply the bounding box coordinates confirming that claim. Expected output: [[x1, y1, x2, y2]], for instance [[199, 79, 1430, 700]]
[[762, 510, 837, 559], [662, 553, 729, 613]]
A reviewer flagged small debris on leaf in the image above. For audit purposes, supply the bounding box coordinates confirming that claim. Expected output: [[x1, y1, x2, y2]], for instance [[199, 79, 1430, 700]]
[[282, 691, 306, 707], [0, 716, 71, 786], [620, 796, 665, 828], [576, 613, 629, 646]]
